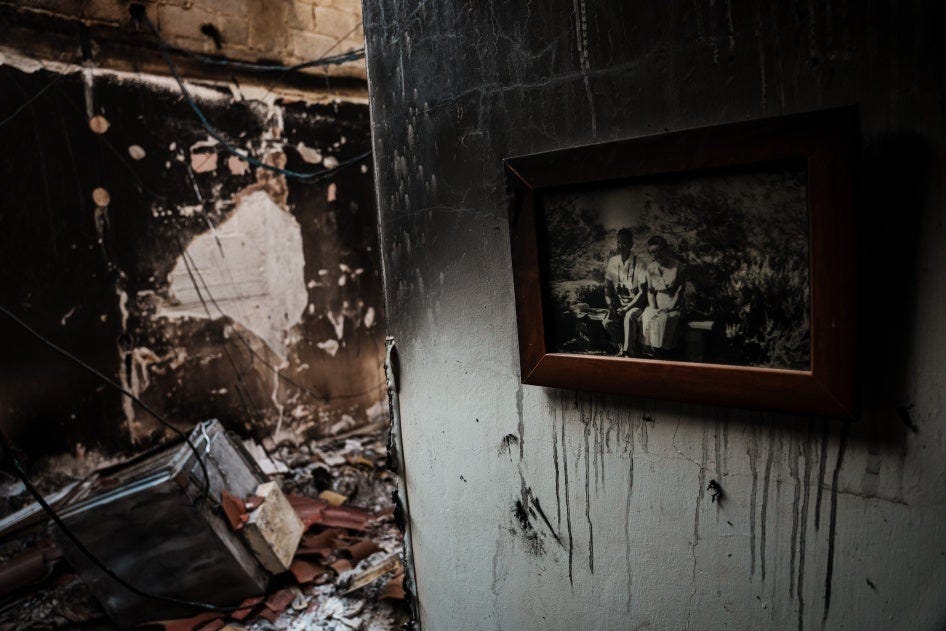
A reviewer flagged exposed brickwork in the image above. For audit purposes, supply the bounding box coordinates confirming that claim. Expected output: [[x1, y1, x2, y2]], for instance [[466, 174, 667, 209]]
[[2, 0, 366, 80]]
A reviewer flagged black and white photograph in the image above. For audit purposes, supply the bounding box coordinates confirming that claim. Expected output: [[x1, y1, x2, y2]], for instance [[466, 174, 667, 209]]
[[543, 162, 811, 371]]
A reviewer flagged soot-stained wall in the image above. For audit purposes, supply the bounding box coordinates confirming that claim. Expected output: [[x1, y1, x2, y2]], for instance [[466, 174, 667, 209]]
[[365, 1, 945, 629], [0, 56, 384, 466]]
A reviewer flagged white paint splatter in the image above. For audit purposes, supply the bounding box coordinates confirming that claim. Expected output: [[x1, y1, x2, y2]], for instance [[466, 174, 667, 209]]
[[296, 142, 323, 164], [317, 339, 340, 357], [329, 414, 356, 434], [60, 306, 76, 326], [191, 146, 218, 173], [227, 155, 250, 175], [177, 204, 202, 217], [326, 310, 345, 339]]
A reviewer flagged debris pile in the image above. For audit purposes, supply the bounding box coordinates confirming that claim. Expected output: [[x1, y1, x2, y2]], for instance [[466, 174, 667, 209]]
[[0, 423, 408, 630]]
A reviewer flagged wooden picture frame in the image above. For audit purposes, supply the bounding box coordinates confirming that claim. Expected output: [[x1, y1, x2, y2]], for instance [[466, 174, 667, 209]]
[[505, 107, 858, 418]]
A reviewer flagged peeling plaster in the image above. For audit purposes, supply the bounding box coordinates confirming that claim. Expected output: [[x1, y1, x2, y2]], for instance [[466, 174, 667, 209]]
[[158, 190, 308, 359], [0, 52, 384, 470]]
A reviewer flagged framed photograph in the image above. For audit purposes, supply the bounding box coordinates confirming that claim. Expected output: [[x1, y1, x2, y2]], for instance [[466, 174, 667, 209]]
[[505, 107, 858, 418]]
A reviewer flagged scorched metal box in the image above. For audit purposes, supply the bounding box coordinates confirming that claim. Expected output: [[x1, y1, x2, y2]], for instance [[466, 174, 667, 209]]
[[53, 419, 270, 627]]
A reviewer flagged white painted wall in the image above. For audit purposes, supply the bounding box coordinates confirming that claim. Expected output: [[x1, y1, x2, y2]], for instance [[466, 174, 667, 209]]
[[365, 1, 946, 628]]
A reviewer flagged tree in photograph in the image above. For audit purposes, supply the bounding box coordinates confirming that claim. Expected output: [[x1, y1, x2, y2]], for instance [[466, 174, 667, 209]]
[[545, 196, 608, 281]]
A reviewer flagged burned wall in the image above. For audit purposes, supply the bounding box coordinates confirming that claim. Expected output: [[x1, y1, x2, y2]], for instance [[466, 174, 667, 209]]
[[0, 54, 385, 466], [365, 1, 946, 629], [0, 0, 366, 80]]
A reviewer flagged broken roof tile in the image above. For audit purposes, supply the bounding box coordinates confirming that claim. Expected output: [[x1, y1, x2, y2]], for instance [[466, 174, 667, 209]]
[[344, 539, 380, 564], [220, 491, 248, 531], [286, 494, 372, 531], [290, 558, 331, 584], [229, 596, 264, 622], [381, 570, 406, 601], [153, 611, 224, 631]]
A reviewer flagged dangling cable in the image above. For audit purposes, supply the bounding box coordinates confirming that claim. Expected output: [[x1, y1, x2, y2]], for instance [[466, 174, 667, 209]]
[[0, 426, 248, 613], [0, 305, 211, 500], [130, 5, 371, 182]]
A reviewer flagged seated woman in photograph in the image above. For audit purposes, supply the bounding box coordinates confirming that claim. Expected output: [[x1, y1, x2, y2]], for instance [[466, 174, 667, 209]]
[[602, 228, 648, 357], [641, 235, 686, 354]]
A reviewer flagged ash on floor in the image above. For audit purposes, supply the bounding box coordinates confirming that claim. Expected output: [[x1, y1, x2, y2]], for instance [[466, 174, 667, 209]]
[[0, 427, 410, 631]]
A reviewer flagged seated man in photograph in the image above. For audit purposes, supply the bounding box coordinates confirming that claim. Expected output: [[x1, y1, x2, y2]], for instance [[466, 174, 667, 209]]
[[641, 235, 686, 355], [602, 228, 648, 357]]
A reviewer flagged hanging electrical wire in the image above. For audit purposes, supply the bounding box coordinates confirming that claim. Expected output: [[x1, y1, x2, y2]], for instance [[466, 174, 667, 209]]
[[128, 3, 364, 74], [251, 20, 366, 106], [0, 5, 384, 617], [48, 84, 388, 404], [163, 40, 365, 74], [0, 424, 251, 614], [0, 70, 65, 130], [0, 306, 270, 612], [6, 11, 387, 405], [0, 306, 212, 501], [130, 6, 370, 182]]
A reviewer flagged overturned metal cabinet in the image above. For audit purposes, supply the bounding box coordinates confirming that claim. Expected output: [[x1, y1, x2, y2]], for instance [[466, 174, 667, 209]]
[[54, 420, 269, 627]]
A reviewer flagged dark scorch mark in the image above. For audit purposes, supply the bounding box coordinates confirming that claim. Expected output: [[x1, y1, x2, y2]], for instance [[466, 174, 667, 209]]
[[760, 426, 776, 581], [583, 401, 594, 574], [896, 403, 919, 433], [788, 438, 801, 599], [553, 406, 561, 528], [512, 498, 545, 556], [707, 479, 723, 503], [513, 500, 530, 529], [531, 495, 564, 547], [516, 386, 525, 461], [814, 420, 830, 531], [749, 426, 759, 576], [714, 411, 723, 483], [625, 415, 635, 611], [561, 393, 574, 584], [822, 422, 850, 624], [498, 433, 519, 455], [796, 420, 814, 631], [693, 425, 708, 581]]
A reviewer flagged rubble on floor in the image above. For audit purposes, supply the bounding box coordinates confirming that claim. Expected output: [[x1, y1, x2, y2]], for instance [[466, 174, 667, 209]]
[[0, 425, 409, 631]]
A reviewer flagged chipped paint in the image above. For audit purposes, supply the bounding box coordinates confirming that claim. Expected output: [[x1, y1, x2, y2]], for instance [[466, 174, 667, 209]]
[[0, 53, 385, 464]]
